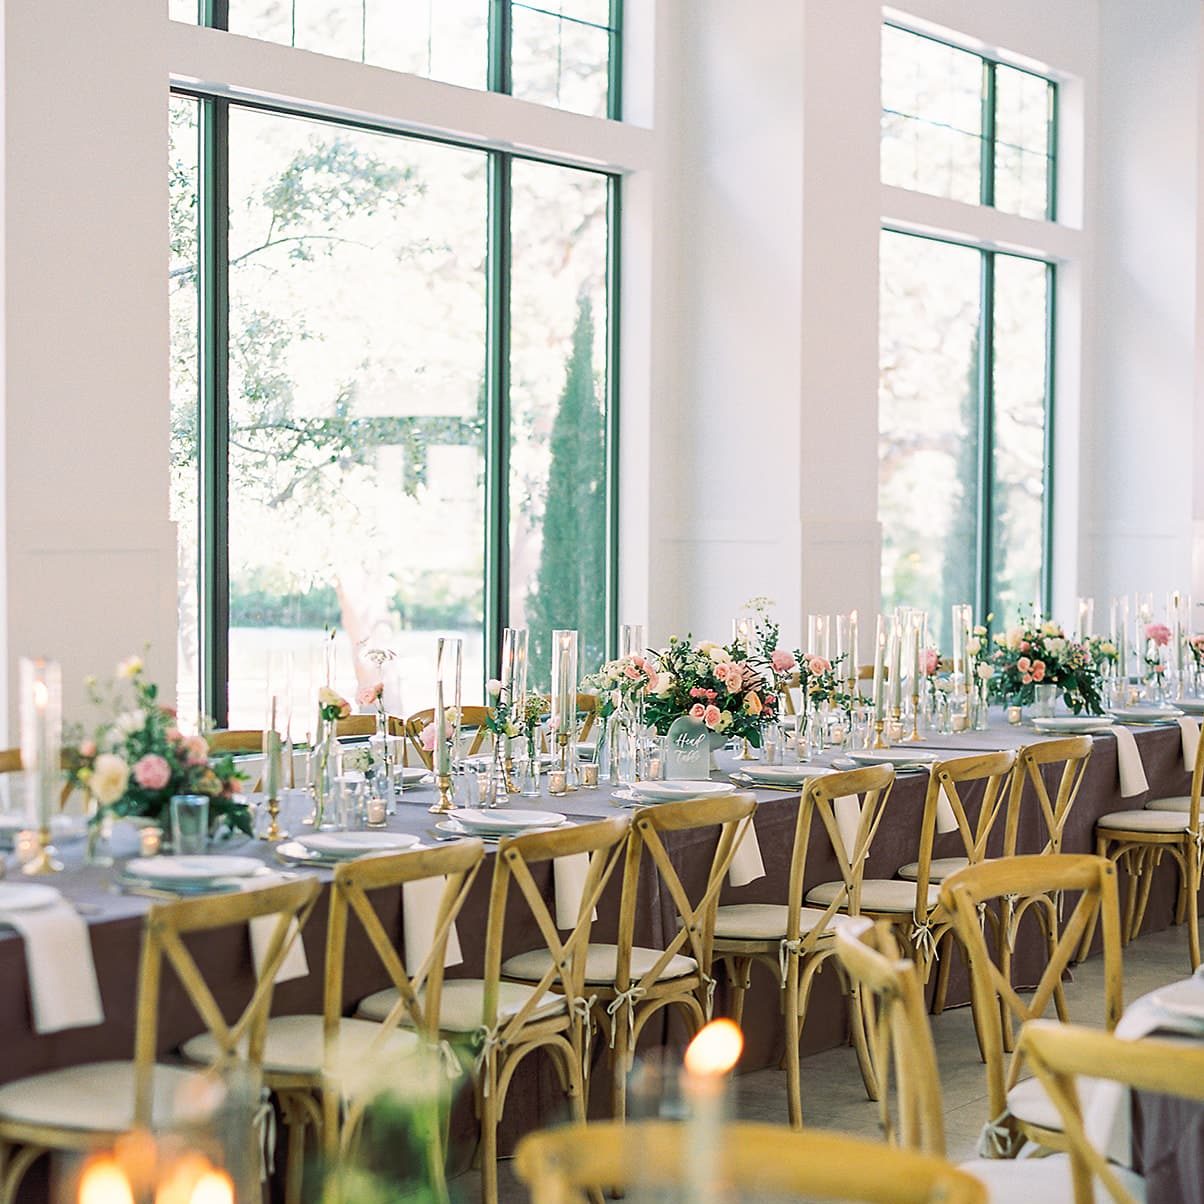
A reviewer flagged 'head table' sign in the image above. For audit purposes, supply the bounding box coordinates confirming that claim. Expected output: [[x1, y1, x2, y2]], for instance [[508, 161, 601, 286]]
[[664, 716, 713, 780]]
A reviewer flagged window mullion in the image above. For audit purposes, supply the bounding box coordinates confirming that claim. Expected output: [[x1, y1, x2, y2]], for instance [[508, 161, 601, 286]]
[[489, 0, 513, 96], [981, 59, 996, 209], [976, 250, 996, 621], [200, 0, 228, 30], [604, 176, 621, 659], [607, 0, 623, 121], [1042, 263, 1057, 612], [485, 152, 512, 684], [198, 96, 230, 726]]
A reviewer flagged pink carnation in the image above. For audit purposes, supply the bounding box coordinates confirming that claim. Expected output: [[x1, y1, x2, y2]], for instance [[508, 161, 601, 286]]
[[133, 754, 171, 791], [357, 682, 383, 707], [1146, 623, 1172, 647], [689, 703, 706, 720], [770, 649, 796, 673], [703, 704, 723, 729], [183, 736, 209, 767]]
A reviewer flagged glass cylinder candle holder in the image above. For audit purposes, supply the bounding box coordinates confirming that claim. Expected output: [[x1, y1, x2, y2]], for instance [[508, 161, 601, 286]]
[[806, 614, 831, 662], [500, 627, 529, 707], [19, 657, 63, 875], [435, 636, 463, 772], [620, 624, 645, 660], [550, 630, 579, 763]]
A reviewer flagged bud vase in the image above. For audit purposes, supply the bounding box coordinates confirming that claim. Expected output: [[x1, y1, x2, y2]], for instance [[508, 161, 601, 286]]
[[310, 717, 339, 830], [519, 738, 541, 797], [1031, 683, 1057, 720]]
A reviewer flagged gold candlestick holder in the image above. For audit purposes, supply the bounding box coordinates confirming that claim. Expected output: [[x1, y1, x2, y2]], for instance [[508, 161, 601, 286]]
[[263, 793, 285, 842], [733, 738, 758, 761], [903, 693, 926, 742], [872, 717, 890, 749], [557, 733, 579, 791], [429, 770, 455, 814], [22, 826, 62, 875]]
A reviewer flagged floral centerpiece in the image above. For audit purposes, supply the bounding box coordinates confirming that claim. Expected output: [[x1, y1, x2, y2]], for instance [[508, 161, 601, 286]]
[[65, 656, 250, 837], [581, 655, 658, 721], [1142, 623, 1171, 685], [644, 636, 775, 746], [988, 616, 1104, 715]]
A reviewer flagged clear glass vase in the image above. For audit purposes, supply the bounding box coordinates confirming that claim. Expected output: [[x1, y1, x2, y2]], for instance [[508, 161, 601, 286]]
[[519, 738, 541, 797], [1031, 683, 1057, 719], [974, 680, 990, 730], [309, 717, 340, 830]]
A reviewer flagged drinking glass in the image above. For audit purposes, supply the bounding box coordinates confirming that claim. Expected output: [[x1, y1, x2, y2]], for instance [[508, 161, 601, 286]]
[[170, 794, 209, 855]]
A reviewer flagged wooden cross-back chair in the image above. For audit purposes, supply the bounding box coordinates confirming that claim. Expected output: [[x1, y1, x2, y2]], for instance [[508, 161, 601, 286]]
[[402, 706, 493, 769], [514, 1121, 988, 1204], [711, 764, 896, 1125], [361, 817, 629, 1204], [1018, 1021, 1204, 1204], [184, 843, 484, 1204], [833, 918, 946, 1156], [940, 854, 1123, 1159], [0, 877, 322, 1204], [1088, 719, 1204, 970]]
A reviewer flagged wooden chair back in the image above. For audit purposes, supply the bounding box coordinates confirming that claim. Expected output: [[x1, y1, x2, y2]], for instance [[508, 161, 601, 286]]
[[792, 765, 896, 939], [537, 693, 600, 751], [207, 730, 266, 755], [0, 747, 24, 773], [403, 706, 493, 769], [514, 1120, 986, 1204], [834, 918, 945, 1156], [616, 794, 757, 1009], [1020, 1021, 1204, 1204], [482, 818, 629, 1042], [132, 877, 322, 1123], [1004, 736, 1093, 856], [939, 854, 1123, 1143], [909, 750, 1017, 927]]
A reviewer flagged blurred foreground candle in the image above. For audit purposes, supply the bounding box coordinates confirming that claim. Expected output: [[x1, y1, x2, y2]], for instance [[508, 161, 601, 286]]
[[140, 826, 163, 857], [683, 1020, 744, 1204], [78, 1157, 134, 1204]]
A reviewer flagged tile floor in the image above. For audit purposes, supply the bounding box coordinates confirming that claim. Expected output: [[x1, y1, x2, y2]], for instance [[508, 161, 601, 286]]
[[462, 924, 1193, 1200]]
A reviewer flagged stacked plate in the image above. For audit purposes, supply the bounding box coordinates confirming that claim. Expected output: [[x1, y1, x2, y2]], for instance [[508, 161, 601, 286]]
[[276, 831, 419, 866], [1031, 715, 1115, 734], [119, 854, 263, 894], [1106, 705, 1185, 725], [1173, 698, 1204, 716], [730, 765, 834, 788], [437, 808, 569, 843], [612, 779, 734, 806], [846, 749, 939, 772]]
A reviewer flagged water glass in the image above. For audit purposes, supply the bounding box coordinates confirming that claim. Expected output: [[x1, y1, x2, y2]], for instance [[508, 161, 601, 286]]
[[170, 794, 209, 855]]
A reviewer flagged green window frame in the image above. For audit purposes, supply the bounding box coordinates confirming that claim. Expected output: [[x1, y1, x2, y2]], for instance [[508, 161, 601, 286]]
[[177, 76, 620, 725], [882, 21, 1058, 221]]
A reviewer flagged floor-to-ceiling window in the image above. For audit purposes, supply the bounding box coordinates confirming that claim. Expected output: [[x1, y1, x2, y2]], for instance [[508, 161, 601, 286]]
[[879, 22, 1056, 648], [170, 4, 620, 727]]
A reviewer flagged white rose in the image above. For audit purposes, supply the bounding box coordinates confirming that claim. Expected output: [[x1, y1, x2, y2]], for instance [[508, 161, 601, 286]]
[[1006, 627, 1024, 650], [91, 754, 129, 805], [1041, 621, 1062, 638], [116, 655, 143, 680], [652, 672, 675, 698], [115, 708, 146, 736], [976, 662, 994, 681], [966, 637, 981, 656], [486, 678, 503, 698], [1047, 638, 1067, 656]]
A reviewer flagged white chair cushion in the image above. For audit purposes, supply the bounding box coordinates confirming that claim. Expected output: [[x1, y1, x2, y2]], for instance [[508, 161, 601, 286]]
[[897, 857, 970, 883], [0, 1062, 216, 1132], [711, 903, 839, 941], [1006, 1075, 1064, 1132], [181, 1014, 419, 1077], [1097, 809, 1192, 832], [961, 1152, 1146, 1203], [805, 878, 941, 913], [1145, 795, 1194, 813], [357, 978, 566, 1032], [501, 943, 698, 985]]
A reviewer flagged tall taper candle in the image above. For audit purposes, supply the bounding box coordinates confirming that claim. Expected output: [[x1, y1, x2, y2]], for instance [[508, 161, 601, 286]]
[[872, 617, 887, 722]]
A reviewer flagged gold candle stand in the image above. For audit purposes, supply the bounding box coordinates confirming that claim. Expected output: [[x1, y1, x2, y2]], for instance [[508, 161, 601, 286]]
[[22, 826, 62, 875], [557, 732, 578, 791], [903, 693, 926, 742], [429, 770, 455, 814], [872, 717, 890, 749], [263, 793, 285, 842]]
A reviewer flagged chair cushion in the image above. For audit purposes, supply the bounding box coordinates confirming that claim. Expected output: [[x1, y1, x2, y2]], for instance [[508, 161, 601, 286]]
[[805, 878, 941, 913], [181, 1014, 419, 1077], [897, 857, 971, 883], [961, 1152, 1146, 1203], [1145, 795, 1194, 813], [712, 903, 839, 941], [0, 1062, 216, 1132], [357, 978, 566, 1032], [500, 943, 698, 985], [1006, 1074, 1064, 1132], [1097, 809, 1193, 832]]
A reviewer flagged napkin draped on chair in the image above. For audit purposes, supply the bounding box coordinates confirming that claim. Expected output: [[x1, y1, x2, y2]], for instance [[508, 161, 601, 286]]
[[1112, 726, 1150, 797]]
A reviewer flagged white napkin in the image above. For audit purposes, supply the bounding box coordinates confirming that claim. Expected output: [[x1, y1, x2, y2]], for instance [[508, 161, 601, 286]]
[[1085, 971, 1204, 1167], [935, 782, 960, 834], [834, 794, 862, 863], [0, 897, 104, 1034], [402, 877, 463, 970], [1113, 726, 1150, 797], [553, 853, 598, 929], [244, 876, 310, 985], [728, 820, 766, 888], [1180, 716, 1201, 772]]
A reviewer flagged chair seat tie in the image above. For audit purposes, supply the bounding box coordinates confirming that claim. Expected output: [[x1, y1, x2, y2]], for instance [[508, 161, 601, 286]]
[[702, 972, 717, 1021], [437, 1038, 463, 1081], [252, 1087, 277, 1181], [977, 1110, 1023, 1159], [778, 937, 804, 985], [570, 994, 598, 1080], [910, 919, 939, 965], [473, 1024, 504, 1096], [605, 985, 647, 1048]]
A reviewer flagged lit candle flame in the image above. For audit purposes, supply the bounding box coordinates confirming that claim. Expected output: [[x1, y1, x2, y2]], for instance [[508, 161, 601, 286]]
[[78, 1157, 135, 1204], [684, 1019, 743, 1077], [32, 680, 48, 709]]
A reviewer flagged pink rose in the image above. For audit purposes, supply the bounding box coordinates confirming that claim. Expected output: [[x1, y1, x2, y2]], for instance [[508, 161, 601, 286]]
[[1020, 640, 1031, 652], [79, 739, 97, 759], [165, 727, 181, 744], [357, 682, 383, 707], [807, 656, 830, 676], [420, 722, 437, 752], [1016, 657, 1031, 673], [689, 687, 707, 700], [1021, 673, 1033, 685], [1146, 623, 1172, 647], [183, 736, 209, 767], [132, 754, 171, 791], [703, 704, 722, 729], [689, 703, 706, 720], [1031, 662, 1046, 683], [771, 649, 796, 673], [705, 689, 718, 703], [922, 649, 939, 676]]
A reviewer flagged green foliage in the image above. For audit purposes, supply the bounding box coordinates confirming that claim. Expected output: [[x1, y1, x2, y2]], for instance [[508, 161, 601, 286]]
[[526, 296, 607, 684]]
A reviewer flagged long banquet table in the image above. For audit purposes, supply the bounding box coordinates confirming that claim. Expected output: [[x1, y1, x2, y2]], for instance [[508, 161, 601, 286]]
[[0, 715, 1198, 1195]]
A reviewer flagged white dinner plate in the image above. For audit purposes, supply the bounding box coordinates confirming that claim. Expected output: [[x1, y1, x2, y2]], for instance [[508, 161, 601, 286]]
[[629, 780, 732, 803], [397, 767, 430, 785], [275, 841, 339, 867], [732, 766, 835, 787], [1106, 705, 1185, 724], [1173, 698, 1204, 715], [435, 818, 569, 842], [0, 883, 61, 911], [1149, 978, 1204, 1023], [297, 831, 419, 858], [846, 749, 938, 770], [1031, 716, 1116, 734], [124, 855, 263, 883], [448, 808, 567, 834]]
